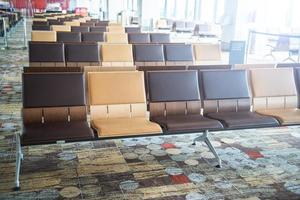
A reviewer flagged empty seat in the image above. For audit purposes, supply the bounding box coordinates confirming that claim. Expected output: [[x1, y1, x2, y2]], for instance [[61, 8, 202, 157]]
[[164, 44, 194, 65], [105, 33, 128, 43], [31, 31, 57, 42], [24, 67, 82, 73], [57, 32, 81, 42], [235, 64, 276, 69], [134, 44, 165, 66], [65, 43, 101, 67], [32, 21, 48, 26], [51, 25, 71, 32], [128, 33, 150, 44], [64, 21, 81, 26], [250, 68, 300, 125], [80, 22, 95, 27], [88, 71, 162, 137], [193, 43, 221, 64], [90, 26, 107, 32], [22, 72, 94, 145], [32, 25, 50, 31], [29, 42, 65, 67], [81, 32, 104, 42], [150, 33, 170, 43], [200, 70, 279, 129], [107, 26, 125, 33], [125, 27, 141, 33], [101, 44, 133, 66], [48, 20, 64, 25], [148, 70, 223, 132], [71, 26, 90, 33], [95, 21, 109, 26]]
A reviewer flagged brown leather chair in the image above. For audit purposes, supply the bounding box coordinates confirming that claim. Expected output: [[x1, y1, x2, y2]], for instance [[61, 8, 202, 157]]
[[128, 33, 150, 44], [125, 27, 141, 33], [21, 72, 94, 145], [88, 71, 162, 137], [90, 26, 107, 32], [71, 26, 89, 32], [29, 42, 65, 67], [164, 44, 194, 66], [23, 67, 82, 73], [200, 70, 279, 129], [57, 32, 81, 42], [134, 44, 165, 67], [65, 43, 101, 67], [81, 32, 104, 42], [148, 70, 223, 132], [250, 68, 300, 125], [150, 33, 170, 43]]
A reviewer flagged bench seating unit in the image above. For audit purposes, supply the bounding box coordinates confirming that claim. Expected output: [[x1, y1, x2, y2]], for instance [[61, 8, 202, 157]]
[[134, 44, 165, 66], [200, 70, 279, 129], [250, 68, 300, 125], [128, 33, 150, 44], [101, 44, 134, 66], [107, 26, 125, 33], [164, 44, 194, 66], [88, 71, 162, 137], [32, 25, 50, 31], [57, 32, 81, 42], [65, 43, 101, 67], [147, 70, 223, 167], [15, 72, 94, 189], [29, 42, 65, 67], [31, 31, 56, 42], [150, 33, 170, 43], [188, 64, 232, 70]]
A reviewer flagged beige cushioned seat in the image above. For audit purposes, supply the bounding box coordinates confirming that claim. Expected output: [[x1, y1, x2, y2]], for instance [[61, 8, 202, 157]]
[[101, 44, 133, 66], [193, 43, 221, 64], [88, 71, 162, 137], [105, 33, 128, 43], [51, 25, 71, 32], [250, 68, 300, 125], [31, 31, 57, 42]]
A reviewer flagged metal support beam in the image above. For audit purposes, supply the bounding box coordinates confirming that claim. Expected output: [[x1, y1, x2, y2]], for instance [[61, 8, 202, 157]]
[[193, 130, 222, 168], [22, 18, 27, 50], [1, 17, 8, 50]]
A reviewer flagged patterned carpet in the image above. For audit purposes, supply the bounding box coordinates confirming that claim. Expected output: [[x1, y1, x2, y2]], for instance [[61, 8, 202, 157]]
[[0, 20, 300, 200]]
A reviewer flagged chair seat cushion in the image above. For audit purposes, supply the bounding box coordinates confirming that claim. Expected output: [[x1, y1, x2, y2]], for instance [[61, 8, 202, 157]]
[[22, 121, 94, 145], [92, 118, 162, 137], [255, 108, 300, 125], [151, 115, 223, 132], [206, 111, 279, 129]]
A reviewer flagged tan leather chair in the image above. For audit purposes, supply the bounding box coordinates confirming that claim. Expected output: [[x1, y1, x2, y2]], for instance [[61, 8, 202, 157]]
[[32, 18, 47, 22], [101, 44, 134, 66], [193, 43, 221, 64], [31, 31, 57, 42], [64, 21, 80, 26], [250, 68, 300, 125], [107, 26, 125, 33], [51, 25, 71, 32], [235, 63, 276, 70], [88, 71, 162, 137], [105, 33, 128, 43]]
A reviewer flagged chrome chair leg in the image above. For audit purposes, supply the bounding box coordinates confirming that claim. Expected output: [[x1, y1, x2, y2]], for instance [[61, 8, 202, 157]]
[[193, 130, 222, 168]]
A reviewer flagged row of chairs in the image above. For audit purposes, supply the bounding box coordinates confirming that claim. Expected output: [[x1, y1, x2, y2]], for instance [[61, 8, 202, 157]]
[[32, 23, 141, 33], [0, 10, 21, 36], [28, 42, 221, 67], [31, 31, 170, 44]]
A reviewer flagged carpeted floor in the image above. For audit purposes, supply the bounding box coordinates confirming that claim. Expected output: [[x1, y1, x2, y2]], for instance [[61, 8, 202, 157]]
[[0, 20, 300, 200]]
